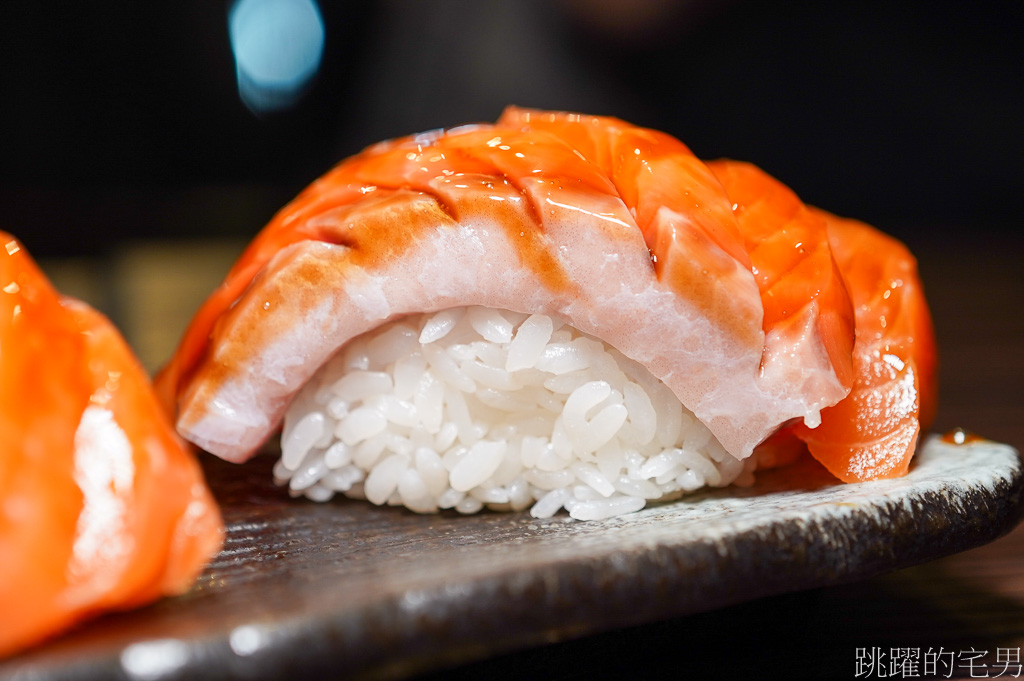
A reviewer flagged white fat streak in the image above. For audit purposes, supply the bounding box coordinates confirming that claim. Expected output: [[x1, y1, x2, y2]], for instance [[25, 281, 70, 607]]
[[181, 206, 814, 465]]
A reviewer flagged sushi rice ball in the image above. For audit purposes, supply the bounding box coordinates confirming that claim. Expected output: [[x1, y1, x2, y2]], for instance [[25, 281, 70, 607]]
[[275, 307, 755, 521]]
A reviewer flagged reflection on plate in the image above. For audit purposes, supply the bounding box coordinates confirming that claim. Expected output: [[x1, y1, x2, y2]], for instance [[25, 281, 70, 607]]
[[2, 436, 1021, 681]]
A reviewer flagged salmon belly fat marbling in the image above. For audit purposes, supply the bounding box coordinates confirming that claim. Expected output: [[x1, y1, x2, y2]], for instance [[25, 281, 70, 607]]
[[0, 234, 224, 657], [156, 108, 936, 520]]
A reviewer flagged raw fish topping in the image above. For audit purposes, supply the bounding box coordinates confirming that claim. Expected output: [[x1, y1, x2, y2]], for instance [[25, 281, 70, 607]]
[[0, 233, 223, 657], [156, 107, 935, 520], [157, 108, 864, 467]]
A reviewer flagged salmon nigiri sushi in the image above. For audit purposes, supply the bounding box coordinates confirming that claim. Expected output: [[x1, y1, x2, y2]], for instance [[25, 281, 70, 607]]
[[156, 108, 933, 520], [0, 233, 224, 657]]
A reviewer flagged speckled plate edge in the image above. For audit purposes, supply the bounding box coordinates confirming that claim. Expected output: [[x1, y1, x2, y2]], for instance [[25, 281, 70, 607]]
[[281, 436, 1024, 680], [3, 436, 1022, 681]]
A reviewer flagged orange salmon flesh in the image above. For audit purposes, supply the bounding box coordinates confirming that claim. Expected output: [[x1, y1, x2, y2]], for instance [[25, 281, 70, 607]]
[[156, 108, 935, 484], [0, 233, 224, 657]]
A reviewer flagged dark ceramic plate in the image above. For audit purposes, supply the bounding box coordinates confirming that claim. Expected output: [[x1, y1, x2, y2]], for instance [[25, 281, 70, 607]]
[[2, 436, 1021, 681]]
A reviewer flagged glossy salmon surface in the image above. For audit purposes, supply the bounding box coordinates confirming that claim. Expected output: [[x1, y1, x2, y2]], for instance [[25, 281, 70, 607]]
[[703, 160, 855, 391], [157, 108, 857, 464], [708, 160, 936, 480], [795, 210, 937, 481], [0, 233, 223, 657]]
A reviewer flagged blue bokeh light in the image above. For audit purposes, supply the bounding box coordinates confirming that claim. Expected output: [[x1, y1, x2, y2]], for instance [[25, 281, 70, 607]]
[[229, 0, 325, 114]]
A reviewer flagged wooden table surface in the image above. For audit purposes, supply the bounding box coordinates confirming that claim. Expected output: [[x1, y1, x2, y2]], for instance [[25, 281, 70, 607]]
[[28, 228, 1024, 681]]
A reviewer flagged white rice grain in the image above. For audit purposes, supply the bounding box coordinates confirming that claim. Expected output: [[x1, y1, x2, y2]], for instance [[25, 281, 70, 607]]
[[460, 359, 521, 391], [423, 343, 476, 392], [613, 476, 663, 499], [414, 447, 448, 497], [364, 453, 409, 505], [438, 487, 464, 509], [470, 486, 509, 504], [434, 421, 458, 451], [322, 466, 364, 492], [276, 308, 756, 521], [571, 462, 615, 498], [519, 436, 548, 469], [418, 308, 464, 344], [530, 488, 571, 519], [507, 477, 532, 511], [398, 469, 436, 513], [331, 371, 393, 403], [524, 468, 575, 490], [392, 353, 427, 400], [324, 441, 352, 469], [281, 412, 325, 470], [569, 495, 646, 521], [305, 484, 334, 503], [449, 440, 506, 492], [506, 314, 554, 371], [325, 397, 349, 420], [289, 451, 328, 492], [455, 495, 484, 514], [337, 406, 388, 446], [353, 432, 389, 468], [467, 306, 514, 343], [365, 324, 419, 367], [536, 343, 590, 375], [640, 449, 684, 479], [413, 372, 445, 433], [368, 394, 418, 428], [596, 441, 625, 480], [576, 404, 628, 454], [562, 381, 611, 431], [622, 382, 657, 446]]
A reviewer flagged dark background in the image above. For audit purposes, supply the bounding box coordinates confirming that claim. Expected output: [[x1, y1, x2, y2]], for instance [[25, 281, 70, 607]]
[[2, 4, 1023, 679], [1, 0, 1021, 259]]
